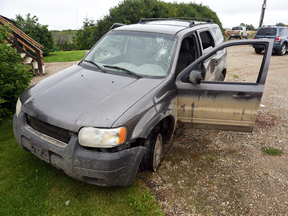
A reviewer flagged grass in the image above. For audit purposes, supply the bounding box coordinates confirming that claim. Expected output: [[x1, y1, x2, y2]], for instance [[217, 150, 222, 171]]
[[261, 147, 283, 156], [43, 50, 87, 63], [0, 118, 163, 216]]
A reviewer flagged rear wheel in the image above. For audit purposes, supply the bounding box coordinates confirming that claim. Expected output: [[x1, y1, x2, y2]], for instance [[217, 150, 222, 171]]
[[140, 133, 163, 171], [255, 48, 263, 54], [277, 44, 287, 55]]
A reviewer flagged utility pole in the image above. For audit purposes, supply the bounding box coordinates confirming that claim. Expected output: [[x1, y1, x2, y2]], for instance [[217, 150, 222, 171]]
[[259, 0, 267, 28]]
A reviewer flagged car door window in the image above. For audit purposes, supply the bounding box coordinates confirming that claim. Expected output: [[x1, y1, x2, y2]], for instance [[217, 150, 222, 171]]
[[199, 30, 215, 53]]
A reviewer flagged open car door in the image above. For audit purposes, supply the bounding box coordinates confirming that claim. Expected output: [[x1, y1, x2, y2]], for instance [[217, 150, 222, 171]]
[[176, 39, 273, 132]]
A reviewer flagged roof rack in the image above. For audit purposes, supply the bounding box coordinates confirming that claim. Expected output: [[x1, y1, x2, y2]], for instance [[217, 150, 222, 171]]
[[139, 17, 214, 27], [110, 23, 126, 30]]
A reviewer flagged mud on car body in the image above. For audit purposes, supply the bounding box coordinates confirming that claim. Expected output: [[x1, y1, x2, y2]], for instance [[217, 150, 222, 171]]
[[13, 18, 274, 187]]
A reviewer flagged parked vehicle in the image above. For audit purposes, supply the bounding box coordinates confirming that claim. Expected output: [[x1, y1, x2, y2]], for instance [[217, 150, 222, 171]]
[[253, 26, 288, 55], [13, 18, 274, 187], [227, 26, 249, 39]]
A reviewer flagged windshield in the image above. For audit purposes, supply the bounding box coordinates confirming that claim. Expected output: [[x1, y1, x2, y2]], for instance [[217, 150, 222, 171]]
[[81, 31, 177, 78], [256, 28, 277, 36]]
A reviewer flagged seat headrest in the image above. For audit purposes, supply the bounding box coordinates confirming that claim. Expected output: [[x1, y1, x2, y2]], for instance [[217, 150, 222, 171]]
[[180, 38, 189, 52]]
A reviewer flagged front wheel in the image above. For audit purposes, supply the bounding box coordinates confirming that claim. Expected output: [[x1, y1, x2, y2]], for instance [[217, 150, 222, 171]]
[[277, 44, 287, 55], [255, 48, 263, 54], [140, 133, 163, 172]]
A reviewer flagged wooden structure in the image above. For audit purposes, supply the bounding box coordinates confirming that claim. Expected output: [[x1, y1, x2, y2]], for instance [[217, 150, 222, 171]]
[[0, 15, 45, 75]]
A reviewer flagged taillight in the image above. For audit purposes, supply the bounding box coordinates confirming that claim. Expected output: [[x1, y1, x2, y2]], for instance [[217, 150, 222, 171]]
[[253, 36, 256, 39], [275, 36, 281, 42]]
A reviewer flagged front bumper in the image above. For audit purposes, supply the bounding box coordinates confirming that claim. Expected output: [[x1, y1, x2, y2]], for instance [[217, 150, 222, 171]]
[[13, 112, 146, 187]]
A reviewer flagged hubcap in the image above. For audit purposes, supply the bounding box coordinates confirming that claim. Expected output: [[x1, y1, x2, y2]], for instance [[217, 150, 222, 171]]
[[153, 134, 162, 171]]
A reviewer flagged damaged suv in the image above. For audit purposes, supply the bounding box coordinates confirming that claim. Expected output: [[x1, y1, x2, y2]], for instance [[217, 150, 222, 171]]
[[13, 18, 273, 187]]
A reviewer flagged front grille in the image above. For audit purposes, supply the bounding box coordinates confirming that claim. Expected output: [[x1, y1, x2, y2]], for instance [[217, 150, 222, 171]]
[[27, 115, 73, 144]]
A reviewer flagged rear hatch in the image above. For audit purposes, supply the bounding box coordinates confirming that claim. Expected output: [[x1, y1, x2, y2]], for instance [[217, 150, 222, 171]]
[[255, 27, 277, 40]]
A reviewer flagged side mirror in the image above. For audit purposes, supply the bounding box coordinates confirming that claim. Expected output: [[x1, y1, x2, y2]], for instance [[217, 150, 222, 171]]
[[84, 50, 90, 57], [189, 70, 202, 84]]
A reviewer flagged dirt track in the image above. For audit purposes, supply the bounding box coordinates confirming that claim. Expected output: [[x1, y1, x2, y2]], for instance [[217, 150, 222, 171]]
[[34, 47, 288, 215]]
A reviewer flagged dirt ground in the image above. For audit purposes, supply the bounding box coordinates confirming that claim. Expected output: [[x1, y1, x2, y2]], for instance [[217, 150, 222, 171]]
[[34, 46, 288, 215]]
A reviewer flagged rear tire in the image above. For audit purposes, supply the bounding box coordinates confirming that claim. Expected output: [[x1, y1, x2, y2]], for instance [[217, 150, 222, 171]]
[[140, 133, 163, 172], [277, 44, 287, 55], [255, 48, 263, 54]]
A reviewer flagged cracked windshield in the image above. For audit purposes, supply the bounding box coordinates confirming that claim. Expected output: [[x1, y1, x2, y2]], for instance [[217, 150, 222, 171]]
[[82, 31, 177, 77]]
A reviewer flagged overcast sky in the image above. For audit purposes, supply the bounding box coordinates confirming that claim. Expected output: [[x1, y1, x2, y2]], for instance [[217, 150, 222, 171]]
[[1, 0, 287, 30]]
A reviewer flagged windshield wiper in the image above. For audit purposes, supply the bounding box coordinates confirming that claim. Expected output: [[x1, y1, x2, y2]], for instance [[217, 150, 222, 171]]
[[84, 60, 107, 73], [103, 65, 142, 79]]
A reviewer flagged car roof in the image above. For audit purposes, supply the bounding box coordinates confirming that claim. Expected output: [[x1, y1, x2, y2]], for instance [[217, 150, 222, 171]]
[[112, 19, 214, 35]]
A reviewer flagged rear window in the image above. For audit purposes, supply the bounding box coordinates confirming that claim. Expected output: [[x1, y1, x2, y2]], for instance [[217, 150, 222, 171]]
[[232, 27, 243, 30], [256, 28, 277, 36]]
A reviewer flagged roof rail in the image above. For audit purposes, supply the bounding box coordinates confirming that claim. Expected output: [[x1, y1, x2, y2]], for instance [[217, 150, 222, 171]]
[[110, 23, 126, 30], [139, 17, 214, 27]]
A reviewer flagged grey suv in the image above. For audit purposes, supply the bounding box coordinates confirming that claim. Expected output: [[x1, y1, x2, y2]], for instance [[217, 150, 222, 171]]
[[13, 18, 273, 187], [253, 26, 288, 55]]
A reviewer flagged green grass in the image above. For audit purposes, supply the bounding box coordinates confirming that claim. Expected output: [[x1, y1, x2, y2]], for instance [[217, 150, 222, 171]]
[[261, 147, 283, 156], [44, 50, 87, 63], [0, 118, 163, 216]]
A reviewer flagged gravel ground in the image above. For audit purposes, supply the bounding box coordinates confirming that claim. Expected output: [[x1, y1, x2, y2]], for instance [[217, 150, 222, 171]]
[[33, 46, 288, 215]]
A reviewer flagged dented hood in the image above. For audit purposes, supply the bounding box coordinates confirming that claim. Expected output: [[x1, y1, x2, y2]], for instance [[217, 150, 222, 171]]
[[21, 65, 163, 132]]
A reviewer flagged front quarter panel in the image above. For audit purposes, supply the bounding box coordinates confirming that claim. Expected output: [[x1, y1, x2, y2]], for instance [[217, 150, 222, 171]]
[[112, 77, 177, 141]]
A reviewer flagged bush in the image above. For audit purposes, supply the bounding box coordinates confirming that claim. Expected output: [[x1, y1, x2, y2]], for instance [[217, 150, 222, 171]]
[[0, 24, 32, 123]]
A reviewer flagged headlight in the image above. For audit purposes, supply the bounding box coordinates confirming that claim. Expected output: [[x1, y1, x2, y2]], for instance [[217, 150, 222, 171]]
[[16, 98, 22, 117], [78, 127, 127, 148]]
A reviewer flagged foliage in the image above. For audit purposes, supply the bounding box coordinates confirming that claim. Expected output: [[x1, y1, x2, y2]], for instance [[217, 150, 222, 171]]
[[276, 22, 286, 26], [261, 147, 283, 156], [240, 23, 256, 30], [76, 0, 223, 50], [43, 50, 86, 62], [51, 29, 77, 51], [0, 118, 163, 216], [0, 24, 32, 124], [14, 13, 54, 56]]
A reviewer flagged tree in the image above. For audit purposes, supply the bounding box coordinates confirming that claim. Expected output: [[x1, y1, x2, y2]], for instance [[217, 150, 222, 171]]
[[14, 14, 54, 56], [240, 23, 256, 30], [276, 22, 285, 26], [0, 24, 32, 123], [76, 0, 223, 50]]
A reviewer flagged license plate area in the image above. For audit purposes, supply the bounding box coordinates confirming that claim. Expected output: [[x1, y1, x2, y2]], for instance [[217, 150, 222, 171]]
[[22, 136, 50, 163]]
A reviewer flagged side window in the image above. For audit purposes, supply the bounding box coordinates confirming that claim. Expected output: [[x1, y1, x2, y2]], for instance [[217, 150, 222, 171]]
[[175, 34, 197, 76], [212, 27, 224, 45], [199, 31, 215, 51], [279, 28, 285, 36]]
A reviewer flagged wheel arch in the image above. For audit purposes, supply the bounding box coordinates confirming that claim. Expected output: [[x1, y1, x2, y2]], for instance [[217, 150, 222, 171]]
[[140, 111, 176, 142]]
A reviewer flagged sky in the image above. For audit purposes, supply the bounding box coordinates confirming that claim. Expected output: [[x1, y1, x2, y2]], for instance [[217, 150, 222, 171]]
[[0, 0, 287, 30]]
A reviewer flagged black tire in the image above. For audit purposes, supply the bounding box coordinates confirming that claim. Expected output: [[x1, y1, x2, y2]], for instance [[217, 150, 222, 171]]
[[277, 43, 287, 56], [219, 72, 225, 81], [246, 34, 249, 39], [140, 133, 163, 172], [255, 48, 263, 54]]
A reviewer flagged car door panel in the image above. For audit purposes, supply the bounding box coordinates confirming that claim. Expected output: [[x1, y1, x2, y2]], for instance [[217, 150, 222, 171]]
[[176, 40, 273, 132]]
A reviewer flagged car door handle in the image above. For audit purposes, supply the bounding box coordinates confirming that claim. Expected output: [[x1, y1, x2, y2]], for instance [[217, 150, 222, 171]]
[[233, 93, 253, 100]]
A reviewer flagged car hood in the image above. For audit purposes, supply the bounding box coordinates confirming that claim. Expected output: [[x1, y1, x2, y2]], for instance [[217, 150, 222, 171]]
[[21, 65, 163, 132]]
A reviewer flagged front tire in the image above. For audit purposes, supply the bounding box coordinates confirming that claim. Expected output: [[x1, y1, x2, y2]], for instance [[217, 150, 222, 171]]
[[255, 48, 263, 54], [140, 133, 163, 172], [277, 44, 287, 56]]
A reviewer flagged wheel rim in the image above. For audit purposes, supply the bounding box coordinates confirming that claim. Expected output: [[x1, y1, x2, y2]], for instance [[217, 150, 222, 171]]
[[152, 134, 162, 171], [281, 45, 286, 55]]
